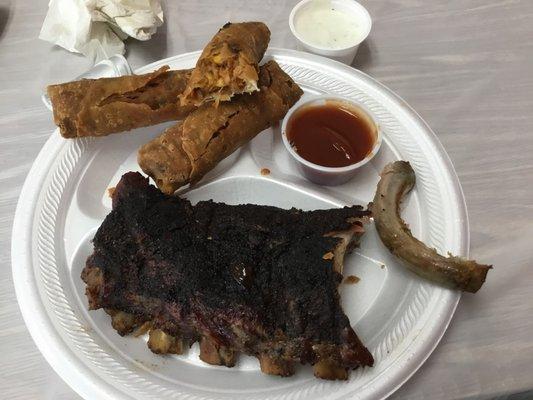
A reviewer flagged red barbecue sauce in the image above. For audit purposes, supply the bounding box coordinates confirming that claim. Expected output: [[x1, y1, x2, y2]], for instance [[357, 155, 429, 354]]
[[286, 104, 375, 168]]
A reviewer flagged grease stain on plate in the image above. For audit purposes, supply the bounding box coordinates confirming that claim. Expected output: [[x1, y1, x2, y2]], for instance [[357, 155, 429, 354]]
[[343, 275, 360, 284]]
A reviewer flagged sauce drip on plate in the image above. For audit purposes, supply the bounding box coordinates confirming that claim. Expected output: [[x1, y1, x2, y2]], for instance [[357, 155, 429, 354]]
[[287, 104, 375, 168]]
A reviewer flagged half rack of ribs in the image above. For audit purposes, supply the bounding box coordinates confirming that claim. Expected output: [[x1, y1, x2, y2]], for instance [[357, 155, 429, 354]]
[[82, 172, 374, 379]]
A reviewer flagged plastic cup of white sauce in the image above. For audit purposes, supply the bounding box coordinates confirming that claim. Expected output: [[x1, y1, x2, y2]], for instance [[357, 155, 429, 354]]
[[289, 0, 372, 64]]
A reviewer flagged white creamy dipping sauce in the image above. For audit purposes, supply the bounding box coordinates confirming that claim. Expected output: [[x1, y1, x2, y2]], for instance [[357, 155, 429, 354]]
[[294, 0, 367, 49]]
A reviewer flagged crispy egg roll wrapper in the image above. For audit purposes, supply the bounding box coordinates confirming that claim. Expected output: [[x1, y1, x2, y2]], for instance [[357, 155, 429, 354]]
[[139, 60, 303, 193], [179, 22, 270, 107], [47, 66, 195, 138]]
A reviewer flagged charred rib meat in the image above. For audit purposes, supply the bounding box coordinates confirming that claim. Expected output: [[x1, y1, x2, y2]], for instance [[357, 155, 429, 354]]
[[82, 172, 373, 379]]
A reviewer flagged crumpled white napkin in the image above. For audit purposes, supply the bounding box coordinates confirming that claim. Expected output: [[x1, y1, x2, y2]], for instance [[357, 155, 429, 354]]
[[39, 0, 164, 62]]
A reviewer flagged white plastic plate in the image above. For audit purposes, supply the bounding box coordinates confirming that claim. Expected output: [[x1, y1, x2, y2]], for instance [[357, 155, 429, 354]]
[[12, 49, 466, 400]]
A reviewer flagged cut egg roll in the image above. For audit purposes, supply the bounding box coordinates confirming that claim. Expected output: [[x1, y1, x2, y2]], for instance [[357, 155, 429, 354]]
[[179, 22, 271, 107], [139, 60, 303, 193], [47, 67, 195, 138]]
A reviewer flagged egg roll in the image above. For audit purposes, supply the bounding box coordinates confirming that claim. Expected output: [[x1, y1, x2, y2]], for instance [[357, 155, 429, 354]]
[[179, 22, 271, 107], [139, 60, 303, 193], [47, 67, 195, 138]]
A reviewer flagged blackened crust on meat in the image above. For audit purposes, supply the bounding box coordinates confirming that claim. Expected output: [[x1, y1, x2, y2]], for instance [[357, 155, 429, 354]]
[[82, 172, 374, 378]]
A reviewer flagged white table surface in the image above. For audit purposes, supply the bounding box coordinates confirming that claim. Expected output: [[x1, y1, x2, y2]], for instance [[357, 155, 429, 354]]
[[1, 1, 533, 399]]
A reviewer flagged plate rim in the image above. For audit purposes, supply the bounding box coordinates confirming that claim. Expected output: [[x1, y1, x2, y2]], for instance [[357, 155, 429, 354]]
[[12, 48, 465, 400]]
